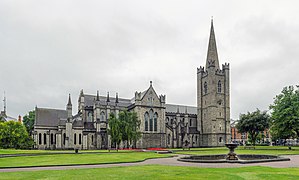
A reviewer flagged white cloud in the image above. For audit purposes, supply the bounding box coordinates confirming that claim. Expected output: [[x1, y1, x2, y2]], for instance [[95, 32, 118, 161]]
[[1, 0, 299, 119]]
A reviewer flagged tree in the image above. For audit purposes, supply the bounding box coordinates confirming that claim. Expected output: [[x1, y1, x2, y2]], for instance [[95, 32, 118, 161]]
[[23, 110, 35, 136], [0, 121, 34, 149], [270, 86, 299, 140], [118, 111, 141, 148], [108, 113, 122, 151], [0, 116, 4, 122], [236, 109, 270, 146]]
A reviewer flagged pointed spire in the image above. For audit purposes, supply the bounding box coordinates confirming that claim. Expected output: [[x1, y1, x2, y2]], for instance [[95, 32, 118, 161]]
[[80, 89, 84, 96], [206, 18, 220, 70], [150, 81, 152, 87], [3, 91, 6, 114], [115, 93, 119, 104], [106, 92, 110, 102], [96, 90, 100, 101], [67, 94, 72, 106]]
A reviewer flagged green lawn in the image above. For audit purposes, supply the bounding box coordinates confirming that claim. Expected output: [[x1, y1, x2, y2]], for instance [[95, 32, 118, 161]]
[[0, 149, 131, 154], [1, 165, 299, 180], [0, 152, 172, 168], [173, 146, 299, 155]]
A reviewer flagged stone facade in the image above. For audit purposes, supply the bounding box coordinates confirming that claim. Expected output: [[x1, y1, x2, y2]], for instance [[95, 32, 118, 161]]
[[33, 20, 231, 149], [197, 20, 231, 146]]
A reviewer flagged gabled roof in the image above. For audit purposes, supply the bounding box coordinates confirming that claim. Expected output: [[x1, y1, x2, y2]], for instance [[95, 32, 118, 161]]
[[84, 94, 132, 108], [35, 107, 67, 127], [165, 104, 197, 115]]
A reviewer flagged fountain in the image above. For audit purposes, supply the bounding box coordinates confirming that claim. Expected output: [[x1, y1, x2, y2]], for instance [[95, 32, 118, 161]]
[[225, 143, 239, 160], [178, 143, 290, 164]]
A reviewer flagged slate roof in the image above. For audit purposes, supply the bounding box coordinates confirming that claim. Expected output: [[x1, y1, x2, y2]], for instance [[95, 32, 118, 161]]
[[0, 111, 17, 122], [165, 104, 197, 115], [73, 120, 83, 127], [84, 94, 132, 108], [35, 108, 67, 127]]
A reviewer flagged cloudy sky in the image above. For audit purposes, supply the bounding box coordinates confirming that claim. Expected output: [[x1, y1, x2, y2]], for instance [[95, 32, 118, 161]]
[[1, 0, 299, 119]]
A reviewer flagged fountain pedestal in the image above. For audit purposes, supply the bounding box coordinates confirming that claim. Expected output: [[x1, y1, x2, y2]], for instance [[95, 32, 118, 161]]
[[225, 143, 239, 160]]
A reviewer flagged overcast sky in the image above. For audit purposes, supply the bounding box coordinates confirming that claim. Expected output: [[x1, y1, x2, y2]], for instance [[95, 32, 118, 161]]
[[1, 0, 299, 119]]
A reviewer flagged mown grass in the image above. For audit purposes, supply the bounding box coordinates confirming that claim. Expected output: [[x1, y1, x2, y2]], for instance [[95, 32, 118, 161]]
[[0, 165, 299, 180], [0, 152, 171, 168], [173, 146, 299, 155], [0, 149, 133, 154]]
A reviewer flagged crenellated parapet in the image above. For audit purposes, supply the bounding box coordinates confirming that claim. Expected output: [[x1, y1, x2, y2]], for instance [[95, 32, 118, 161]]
[[197, 66, 205, 74], [222, 63, 230, 70], [159, 94, 166, 104], [215, 69, 225, 75]]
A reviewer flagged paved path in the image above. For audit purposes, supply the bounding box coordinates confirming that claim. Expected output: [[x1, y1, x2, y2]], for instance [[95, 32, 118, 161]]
[[1, 155, 299, 172]]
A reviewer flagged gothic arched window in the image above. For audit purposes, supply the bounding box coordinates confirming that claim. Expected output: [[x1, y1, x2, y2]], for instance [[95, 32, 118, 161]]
[[154, 112, 158, 131], [43, 133, 47, 145], [74, 133, 77, 145], [149, 109, 154, 131], [100, 111, 105, 122], [63, 133, 66, 145], [144, 112, 149, 131], [39, 133, 42, 145], [79, 134, 82, 145], [50, 133, 54, 144], [87, 112, 93, 122], [218, 80, 221, 93], [204, 82, 207, 94]]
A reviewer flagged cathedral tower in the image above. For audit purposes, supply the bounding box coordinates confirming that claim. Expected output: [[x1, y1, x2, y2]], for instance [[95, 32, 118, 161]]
[[197, 19, 231, 147]]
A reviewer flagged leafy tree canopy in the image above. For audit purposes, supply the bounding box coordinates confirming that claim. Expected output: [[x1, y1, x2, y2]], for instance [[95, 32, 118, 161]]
[[0, 121, 34, 149], [108, 110, 141, 150], [270, 86, 299, 139], [236, 109, 270, 146], [108, 113, 122, 150], [23, 110, 35, 136]]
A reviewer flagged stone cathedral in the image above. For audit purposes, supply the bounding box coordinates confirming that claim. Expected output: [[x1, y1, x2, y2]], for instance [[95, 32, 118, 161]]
[[33, 20, 231, 150]]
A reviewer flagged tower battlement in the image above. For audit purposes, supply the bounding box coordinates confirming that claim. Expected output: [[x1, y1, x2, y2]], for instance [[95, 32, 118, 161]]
[[222, 63, 230, 70]]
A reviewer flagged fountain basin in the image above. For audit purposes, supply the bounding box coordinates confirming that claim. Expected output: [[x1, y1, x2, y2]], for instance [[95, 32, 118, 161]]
[[178, 154, 290, 164]]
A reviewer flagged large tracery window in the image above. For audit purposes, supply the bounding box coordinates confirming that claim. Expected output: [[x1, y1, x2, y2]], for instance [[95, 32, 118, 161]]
[[204, 82, 207, 94], [145, 110, 158, 132], [100, 111, 105, 122], [154, 112, 158, 131], [87, 112, 93, 122], [149, 109, 153, 131], [144, 112, 149, 131], [218, 80, 222, 93]]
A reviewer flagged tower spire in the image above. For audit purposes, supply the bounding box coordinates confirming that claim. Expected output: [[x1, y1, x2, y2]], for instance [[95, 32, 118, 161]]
[[115, 92, 119, 104], [206, 18, 220, 70], [3, 91, 6, 114], [96, 90, 100, 101], [67, 94, 72, 106], [106, 92, 110, 102]]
